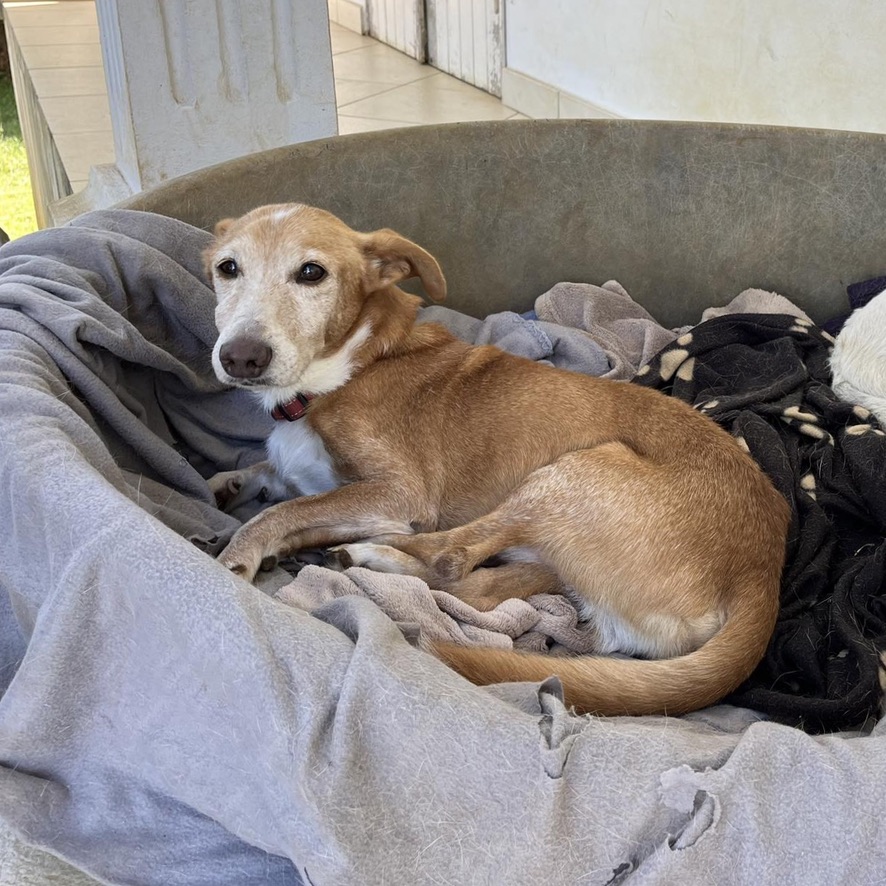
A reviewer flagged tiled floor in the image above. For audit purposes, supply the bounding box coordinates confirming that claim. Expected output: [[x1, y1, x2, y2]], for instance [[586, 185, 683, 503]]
[[4, 0, 525, 196], [3, 0, 114, 191], [330, 23, 524, 134]]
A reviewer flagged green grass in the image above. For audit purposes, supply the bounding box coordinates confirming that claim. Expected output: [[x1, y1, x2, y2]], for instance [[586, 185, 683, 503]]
[[0, 72, 38, 240]]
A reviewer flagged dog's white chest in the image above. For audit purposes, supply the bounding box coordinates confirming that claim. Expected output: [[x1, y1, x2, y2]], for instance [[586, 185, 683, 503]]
[[267, 420, 341, 496]]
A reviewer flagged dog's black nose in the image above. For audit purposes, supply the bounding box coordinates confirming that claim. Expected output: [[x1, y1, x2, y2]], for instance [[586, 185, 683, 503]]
[[219, 338, 272, 379]]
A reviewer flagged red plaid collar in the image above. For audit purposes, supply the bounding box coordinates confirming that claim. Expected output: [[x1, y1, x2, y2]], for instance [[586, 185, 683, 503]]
[[270, 392, 314, 421]]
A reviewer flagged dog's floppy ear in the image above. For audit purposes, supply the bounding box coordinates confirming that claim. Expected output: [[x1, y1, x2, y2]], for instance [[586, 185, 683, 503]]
[[360, 229, 447, 302]]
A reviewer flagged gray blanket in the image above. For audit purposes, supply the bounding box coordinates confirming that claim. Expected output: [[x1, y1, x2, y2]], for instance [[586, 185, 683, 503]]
[[1, 210, 885, 886]]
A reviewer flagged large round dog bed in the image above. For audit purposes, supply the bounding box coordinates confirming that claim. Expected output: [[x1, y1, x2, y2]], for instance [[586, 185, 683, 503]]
[[2, 120, 885, 885]]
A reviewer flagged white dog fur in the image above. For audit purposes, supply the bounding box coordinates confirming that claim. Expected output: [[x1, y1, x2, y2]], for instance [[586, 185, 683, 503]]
[[830, 288, 886, 425]]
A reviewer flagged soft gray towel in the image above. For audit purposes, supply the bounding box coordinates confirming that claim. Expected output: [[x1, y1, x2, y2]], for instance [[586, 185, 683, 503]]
[[277, 565, 601, 655], [534, 279, 682, 379], [699, 287, 814, 323]]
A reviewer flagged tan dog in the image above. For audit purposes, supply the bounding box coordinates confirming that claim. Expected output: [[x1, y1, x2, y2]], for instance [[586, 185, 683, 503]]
[[206, 203, 790, 716]]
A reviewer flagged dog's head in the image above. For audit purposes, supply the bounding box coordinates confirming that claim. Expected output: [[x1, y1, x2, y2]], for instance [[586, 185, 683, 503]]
[[204, 203, 446, 403]]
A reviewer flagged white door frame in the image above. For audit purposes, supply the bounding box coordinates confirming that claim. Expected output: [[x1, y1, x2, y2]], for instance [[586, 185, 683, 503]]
[[366, 0, 426, 62], [426, 0, 503, 96]]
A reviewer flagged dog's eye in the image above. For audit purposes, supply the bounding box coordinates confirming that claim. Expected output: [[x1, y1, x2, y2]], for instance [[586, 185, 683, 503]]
[[216, 259, 239, 278], [296, 262, 326, 284]]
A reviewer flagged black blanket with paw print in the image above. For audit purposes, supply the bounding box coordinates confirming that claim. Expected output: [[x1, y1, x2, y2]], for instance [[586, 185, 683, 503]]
[[635, 312, 886, 732]]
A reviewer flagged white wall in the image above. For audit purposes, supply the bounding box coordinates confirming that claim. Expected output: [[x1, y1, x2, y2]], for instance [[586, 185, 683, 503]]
[[328, 0, 366, 33], [504, 0, 886, 131]]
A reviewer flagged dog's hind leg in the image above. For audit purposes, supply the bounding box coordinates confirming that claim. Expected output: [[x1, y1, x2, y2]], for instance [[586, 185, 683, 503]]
[[382, 519, 521, 586], [327, 543, 561, 610], [381, 442, 677, 615], [374, 448, 611, 586], [325, 542, 427, 576], [440, 562, 562, 611], [393, 443, 741, 659]]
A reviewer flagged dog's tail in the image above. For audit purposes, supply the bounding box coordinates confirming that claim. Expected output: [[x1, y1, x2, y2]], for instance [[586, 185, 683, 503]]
[[430, 575, 780, 716]]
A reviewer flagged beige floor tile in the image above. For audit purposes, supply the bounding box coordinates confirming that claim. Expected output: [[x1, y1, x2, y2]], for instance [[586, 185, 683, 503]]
[[3, 1, 97, 29], [329, 23, 375, 55], [10, 25, 100, 46], [53, 131, 115, 182], [411, 71, 500, 97], [27, 66, 108, 98], [18, 42, 104, 70], [333, 0, 363, 33], [333, 42, 436, 87], [337, 115, 418, 135], [334, 78, 400, 105], [41, 94, 111, 135], [339, 73, 516, 125]]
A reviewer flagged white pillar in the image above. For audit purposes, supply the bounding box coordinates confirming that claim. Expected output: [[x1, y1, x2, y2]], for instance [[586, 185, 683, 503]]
[[94, 0, 337, 193]]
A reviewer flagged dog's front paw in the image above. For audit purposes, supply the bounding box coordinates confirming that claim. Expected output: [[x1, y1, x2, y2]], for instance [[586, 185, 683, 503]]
[[218, 543, 261, 582], [208, 470, 246, 511], [218, 531, 279, 583]]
